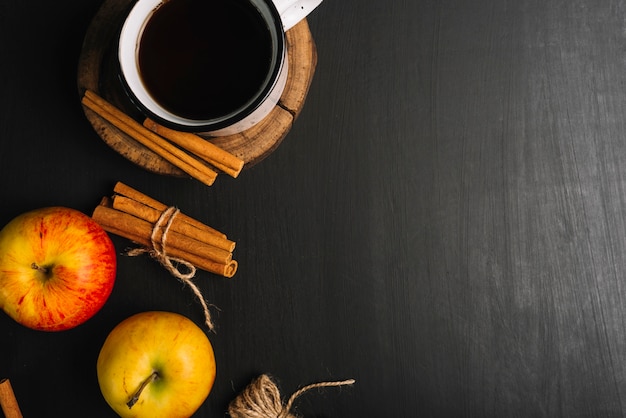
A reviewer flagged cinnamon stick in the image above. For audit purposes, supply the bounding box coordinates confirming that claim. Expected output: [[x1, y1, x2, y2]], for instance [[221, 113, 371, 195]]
[[81, 90, 218, 187], [112, 195, 235, 252], [0, 379, 23, 418], [92, 204, 233, 265], [113, 182, 226, 238], [144, 118, 244, 178]]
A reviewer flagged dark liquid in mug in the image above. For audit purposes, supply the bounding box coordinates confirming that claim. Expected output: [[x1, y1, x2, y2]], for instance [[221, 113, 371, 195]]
[[138, 0, 274, 120]]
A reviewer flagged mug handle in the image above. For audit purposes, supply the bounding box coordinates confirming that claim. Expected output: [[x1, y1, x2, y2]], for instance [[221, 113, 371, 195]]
[[273, 0, 323, 31]]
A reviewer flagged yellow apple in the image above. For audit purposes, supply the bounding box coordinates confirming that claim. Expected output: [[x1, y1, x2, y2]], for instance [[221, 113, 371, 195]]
[[0, 207, 116, 331], [97, 311, 216, 418]]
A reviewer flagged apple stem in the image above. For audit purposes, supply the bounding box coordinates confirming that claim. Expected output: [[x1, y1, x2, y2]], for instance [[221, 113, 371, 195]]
[[127, 371, 159, 409], [30, 262, 48, 274]]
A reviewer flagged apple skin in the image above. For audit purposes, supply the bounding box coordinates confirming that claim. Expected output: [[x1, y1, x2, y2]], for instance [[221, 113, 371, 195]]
[[0, 207, 116, 331], [97, 311, 216, 418]]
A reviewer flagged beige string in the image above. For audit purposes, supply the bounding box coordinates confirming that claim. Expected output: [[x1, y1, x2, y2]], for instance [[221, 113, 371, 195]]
[[126, 206, 215, 331], [228, 374, 355, 418]]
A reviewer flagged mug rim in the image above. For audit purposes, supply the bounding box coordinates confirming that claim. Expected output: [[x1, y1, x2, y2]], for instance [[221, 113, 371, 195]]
[[117, 0, 287, 133]]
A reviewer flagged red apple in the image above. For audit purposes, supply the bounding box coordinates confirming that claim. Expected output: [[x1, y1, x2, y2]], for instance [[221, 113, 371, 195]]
[[0, 207, 116, 331]]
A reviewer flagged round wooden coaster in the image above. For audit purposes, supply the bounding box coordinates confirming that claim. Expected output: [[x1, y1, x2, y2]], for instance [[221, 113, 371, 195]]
[[77, 0, 317, 176]]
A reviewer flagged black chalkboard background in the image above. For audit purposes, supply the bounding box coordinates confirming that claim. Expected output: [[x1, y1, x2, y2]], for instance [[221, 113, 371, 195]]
[[3, 0, 626, 416]]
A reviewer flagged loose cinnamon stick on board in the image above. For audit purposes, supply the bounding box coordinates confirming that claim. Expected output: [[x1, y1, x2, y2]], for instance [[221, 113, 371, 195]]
[[81, 90, 218, 187], [113, 182, 226, 238], [144, 118, 244, 178], [111, 195, 236, 252], [0, 379, 23, 418]]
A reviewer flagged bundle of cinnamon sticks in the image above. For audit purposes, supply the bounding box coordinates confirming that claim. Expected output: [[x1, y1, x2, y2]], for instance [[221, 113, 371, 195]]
[[81, 90, 244, 186], [92, 182, 237, 278]]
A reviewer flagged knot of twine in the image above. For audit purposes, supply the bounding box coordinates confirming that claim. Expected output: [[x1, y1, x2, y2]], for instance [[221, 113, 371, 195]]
[[126, 206, 215, 331], [228, 374, 355, 418]]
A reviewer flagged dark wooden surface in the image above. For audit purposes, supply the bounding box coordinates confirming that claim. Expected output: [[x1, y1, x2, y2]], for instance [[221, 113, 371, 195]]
[[2, 0, 626, 417]]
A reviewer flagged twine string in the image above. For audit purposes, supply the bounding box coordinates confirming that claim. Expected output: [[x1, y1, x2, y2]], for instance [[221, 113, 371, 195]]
[[126, 206, 215, 331], [228, 374, 355, 418], [282, 379, 356, 416]]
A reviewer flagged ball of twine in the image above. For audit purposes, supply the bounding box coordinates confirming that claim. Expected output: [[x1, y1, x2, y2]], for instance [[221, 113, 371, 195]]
[[126, 206, 215, 331], [228, 374, 355, 418]]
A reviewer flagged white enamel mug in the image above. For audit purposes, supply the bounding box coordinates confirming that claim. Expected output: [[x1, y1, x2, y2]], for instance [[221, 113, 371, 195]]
[[118, 0, 321, 136]]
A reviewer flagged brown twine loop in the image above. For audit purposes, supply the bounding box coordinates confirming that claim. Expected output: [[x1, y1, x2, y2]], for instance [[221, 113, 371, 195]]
[[228, 374, 356, 418], [126, 206, 215, 331]]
